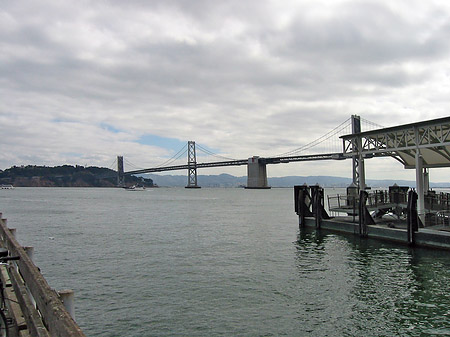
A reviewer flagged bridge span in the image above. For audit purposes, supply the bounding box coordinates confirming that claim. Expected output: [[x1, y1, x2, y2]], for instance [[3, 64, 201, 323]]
[[115, 114, 450, 229], [120, 152, 347, 189], [116, 115, 387, 189]]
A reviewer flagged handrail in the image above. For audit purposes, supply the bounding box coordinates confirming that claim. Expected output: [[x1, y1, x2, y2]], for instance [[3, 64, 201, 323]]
[[0, 217, 86, 337]]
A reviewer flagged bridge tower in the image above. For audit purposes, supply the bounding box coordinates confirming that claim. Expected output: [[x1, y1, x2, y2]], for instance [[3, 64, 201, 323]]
[[186, 141, 201, 188], [117, 155, 124, 187], [351, 115, 366, 190]]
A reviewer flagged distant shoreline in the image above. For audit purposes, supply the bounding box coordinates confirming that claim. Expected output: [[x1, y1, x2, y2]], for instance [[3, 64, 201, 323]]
[[2, 165, 449, 189]]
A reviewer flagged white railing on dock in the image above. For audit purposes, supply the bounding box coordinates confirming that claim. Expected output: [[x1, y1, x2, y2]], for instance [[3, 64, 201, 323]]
[[0, 215, 86, 337]]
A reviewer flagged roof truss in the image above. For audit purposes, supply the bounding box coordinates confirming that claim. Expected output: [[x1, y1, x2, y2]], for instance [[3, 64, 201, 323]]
[[342, 117, 450, 169]]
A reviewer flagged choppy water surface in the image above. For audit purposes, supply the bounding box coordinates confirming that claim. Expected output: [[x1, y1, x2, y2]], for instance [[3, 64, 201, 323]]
[[0, 187, 449, 336]]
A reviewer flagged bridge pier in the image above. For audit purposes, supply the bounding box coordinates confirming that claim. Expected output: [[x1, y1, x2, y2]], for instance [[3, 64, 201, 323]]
[[246, 157, 271, 189]]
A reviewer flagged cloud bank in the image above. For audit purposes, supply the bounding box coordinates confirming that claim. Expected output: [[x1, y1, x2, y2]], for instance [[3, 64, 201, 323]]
[[2, 0, 450, 181]]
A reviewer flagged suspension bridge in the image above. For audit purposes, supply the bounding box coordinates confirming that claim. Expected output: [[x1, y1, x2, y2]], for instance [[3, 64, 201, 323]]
[[113, 115, 386, 188]]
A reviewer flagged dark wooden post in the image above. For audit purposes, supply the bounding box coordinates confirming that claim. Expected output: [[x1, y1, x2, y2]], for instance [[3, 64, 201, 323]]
[[407, 190, 418, 245], [295, 185, 311, 229], [310, 185, 323, 229], [358, 190, 368, 237], [298, 189, 306, 229], [314, 188, 321, 229]]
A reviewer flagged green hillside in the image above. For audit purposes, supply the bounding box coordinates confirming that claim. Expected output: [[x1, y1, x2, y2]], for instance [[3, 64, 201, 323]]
[[0, 165, 153, 187]]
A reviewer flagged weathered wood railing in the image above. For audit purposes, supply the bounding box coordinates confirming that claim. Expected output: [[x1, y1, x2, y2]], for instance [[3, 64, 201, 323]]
[[0, 214, 86, 337]]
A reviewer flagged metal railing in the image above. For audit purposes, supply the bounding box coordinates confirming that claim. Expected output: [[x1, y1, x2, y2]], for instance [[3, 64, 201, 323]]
[[328, 189, 450, 227], [424, 192, 450, 212], [327, 190, 409, 219], [436, 211, 450, 227]]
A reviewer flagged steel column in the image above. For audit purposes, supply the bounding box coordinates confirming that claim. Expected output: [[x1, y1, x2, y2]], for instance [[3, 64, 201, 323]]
[[415, 152, 425, 225], [351, 115, 366, 190], [117, 156, 124, 187], [186, 141, 200, 188]]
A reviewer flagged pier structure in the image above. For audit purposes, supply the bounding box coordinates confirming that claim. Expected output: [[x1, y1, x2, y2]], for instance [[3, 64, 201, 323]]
[[342, 116, 450, 225], [0, 215, 85, 337], [294, 116, 450, 250], [294, 185, 450, 249]]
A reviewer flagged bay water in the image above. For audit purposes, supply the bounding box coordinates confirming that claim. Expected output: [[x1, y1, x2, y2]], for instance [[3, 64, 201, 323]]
[[0, 187, 449, 336]]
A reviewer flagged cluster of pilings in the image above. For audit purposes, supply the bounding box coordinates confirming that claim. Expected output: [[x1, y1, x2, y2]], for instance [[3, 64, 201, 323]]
[[294, 185, 331, 230]]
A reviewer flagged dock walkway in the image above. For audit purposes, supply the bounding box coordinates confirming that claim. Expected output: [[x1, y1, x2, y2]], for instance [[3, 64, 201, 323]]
[[303, 217, 450, 250]]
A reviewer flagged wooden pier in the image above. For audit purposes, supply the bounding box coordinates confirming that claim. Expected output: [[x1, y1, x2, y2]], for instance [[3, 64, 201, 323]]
[[0, 214, 85, 337]]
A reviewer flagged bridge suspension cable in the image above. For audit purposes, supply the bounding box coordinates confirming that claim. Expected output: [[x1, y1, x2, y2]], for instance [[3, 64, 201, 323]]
[[360, 117, 384, 130], [121, 143, 189, 172], [124, 158, 146, 170], [270, 116, 384, 158], [119, 116, 383, 174], [107, 158, 117, 171], [155, 143, 188, 168], [273, 117, 352, 157], [196, 143, 238, 161]]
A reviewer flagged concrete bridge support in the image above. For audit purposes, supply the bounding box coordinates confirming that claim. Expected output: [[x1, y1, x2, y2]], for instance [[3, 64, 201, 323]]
[[246, 157, 270, 189]]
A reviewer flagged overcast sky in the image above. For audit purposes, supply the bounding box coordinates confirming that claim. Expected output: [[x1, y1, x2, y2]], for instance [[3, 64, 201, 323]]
[[2, 0, 450, 182]]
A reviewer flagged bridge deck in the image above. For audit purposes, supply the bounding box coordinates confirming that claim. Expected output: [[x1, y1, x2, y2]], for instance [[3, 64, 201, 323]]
[[123, 152, 347, 176]]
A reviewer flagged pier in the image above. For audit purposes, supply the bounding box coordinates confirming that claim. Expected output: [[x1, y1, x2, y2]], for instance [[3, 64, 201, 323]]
[[294, 185, 450, 249], [293, 115, 450, 250], [0, 214, 85, 337]]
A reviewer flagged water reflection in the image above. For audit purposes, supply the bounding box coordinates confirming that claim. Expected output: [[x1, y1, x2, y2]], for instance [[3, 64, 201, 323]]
[[295, 228, 450, 336]]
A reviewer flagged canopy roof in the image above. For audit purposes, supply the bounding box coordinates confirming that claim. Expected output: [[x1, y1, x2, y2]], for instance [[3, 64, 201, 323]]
[[341, 116, 450, 169]]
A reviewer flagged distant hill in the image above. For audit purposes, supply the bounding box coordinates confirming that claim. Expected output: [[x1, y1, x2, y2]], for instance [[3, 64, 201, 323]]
[[0, 165, 154, 187], [146, 173, 450, 188]]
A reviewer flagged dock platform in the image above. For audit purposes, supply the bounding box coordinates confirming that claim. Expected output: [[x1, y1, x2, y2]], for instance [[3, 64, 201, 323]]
[[302, 216, 450, 250], [295, 185, 450, 250]]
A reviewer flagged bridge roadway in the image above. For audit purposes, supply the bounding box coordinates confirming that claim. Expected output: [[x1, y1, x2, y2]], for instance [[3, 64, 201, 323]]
[[124, 152, 346, 176]]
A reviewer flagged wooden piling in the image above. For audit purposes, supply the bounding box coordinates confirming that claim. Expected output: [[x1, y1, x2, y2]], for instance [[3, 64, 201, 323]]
[[358, 190, 368, 237], [407, 190, 419, 245]]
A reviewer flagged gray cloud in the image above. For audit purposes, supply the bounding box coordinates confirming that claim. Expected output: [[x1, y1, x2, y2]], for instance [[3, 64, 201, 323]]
[[1, 0, 450, 181]]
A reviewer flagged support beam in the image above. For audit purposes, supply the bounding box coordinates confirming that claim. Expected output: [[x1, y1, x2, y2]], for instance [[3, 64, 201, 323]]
[[351, 115, 366, 190], [186, 141, 201, 188], [415, 152, 425, 225], [423, 168, 429, 192], [358, 153, 366, 191], [246, 157, 270, 189], [117, 156, 124, 187]]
